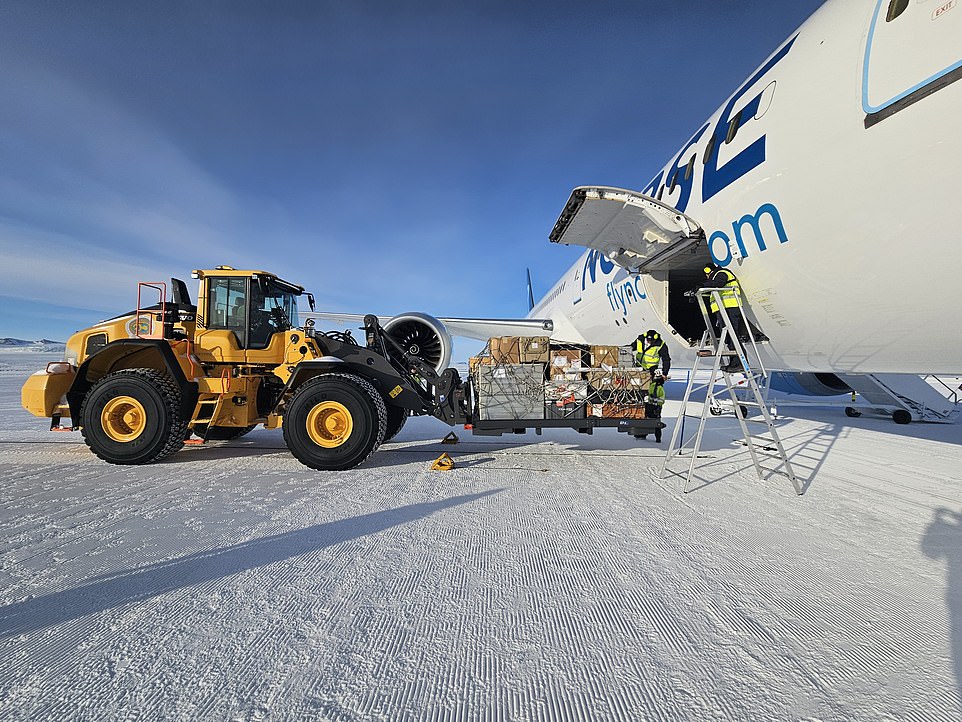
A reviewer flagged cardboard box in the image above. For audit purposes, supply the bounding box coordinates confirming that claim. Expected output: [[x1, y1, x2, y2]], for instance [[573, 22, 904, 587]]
[[469, 355, 495, 378], [586, 369, 615, 391], [616, 369, 651, 390], [545, 379, 588, 402], [520, 336, 550, 364], [590, 345, 619, 368], [545, 401, 586, 419], [550, 348, 583, 373], [618, 347, 635, 368], [489, 336, 522, 364], [589, 403, 646, 419], [587, 368, 651, 391]]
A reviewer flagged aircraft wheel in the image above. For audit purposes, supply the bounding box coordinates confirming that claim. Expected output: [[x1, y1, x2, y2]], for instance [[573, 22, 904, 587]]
[[709, 406, 724, 416], [284, 373, 387, 470], [80, 368, 187, 465], [738, 405, 749, 419], [383, 406, 408, 442], [845, 407, 862, 418], [892, 409, 912, 425]]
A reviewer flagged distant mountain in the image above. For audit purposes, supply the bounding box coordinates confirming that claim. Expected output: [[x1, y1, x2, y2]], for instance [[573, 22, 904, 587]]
[[0, 338, 66, 351]]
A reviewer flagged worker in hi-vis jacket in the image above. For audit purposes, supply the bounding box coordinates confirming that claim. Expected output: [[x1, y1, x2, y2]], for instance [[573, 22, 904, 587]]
[[634, 329, 671, 379], [702, 264, 743, 372]]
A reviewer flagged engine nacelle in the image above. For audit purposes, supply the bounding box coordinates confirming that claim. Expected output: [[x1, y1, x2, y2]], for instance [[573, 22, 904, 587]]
[[769, 372, 851, 397], [383, 312, 452, 374]]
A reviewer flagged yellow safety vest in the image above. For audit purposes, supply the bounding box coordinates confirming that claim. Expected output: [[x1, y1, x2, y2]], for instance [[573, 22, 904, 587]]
[[636, 340, 663, 370], [708, 270, 741, 313]]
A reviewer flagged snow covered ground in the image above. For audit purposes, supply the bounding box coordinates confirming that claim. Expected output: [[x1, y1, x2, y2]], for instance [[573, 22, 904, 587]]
[[1, 350, 961, 721]]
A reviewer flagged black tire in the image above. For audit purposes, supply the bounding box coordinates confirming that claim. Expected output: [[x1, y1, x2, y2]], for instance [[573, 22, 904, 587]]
[[80, 369, 187, 465], [192, 424, 257, 441], [845, 406, 862, 418], [892, 409, 912, 425], [709, 406, 724, 416], [383, 406, 408, 442], [739, 405, 749, 419], [283, 373, 387, 470]]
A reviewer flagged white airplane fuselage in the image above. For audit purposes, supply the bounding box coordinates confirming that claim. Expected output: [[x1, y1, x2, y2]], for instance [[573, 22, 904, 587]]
[[530, 0, 962, 375]]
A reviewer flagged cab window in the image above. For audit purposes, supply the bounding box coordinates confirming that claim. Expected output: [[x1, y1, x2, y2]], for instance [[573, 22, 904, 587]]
[[248, 277, 299, 349], [208, 277, 248, 346]]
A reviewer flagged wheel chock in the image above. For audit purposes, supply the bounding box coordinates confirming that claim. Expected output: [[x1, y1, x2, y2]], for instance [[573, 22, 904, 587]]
[[441, 431, 459, 445], [431, 452, 455, 471]]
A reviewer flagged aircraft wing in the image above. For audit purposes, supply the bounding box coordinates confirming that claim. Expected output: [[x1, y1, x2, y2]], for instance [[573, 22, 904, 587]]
[[301, 312, 553, 341], [550, 186, 705, 272]]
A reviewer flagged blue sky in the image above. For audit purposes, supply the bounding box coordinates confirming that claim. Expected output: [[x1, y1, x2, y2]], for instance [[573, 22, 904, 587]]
[[0, 0, 824, 351]]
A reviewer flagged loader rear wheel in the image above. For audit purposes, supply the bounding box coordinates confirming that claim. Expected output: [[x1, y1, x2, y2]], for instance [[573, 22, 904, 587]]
[[80, 369, 187, 465], [383, 406, 408, 442], [284, 373, 387, 470]]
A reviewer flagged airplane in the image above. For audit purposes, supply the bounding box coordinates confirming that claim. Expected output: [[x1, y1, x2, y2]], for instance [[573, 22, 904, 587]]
[[306, 0, 962, 401]]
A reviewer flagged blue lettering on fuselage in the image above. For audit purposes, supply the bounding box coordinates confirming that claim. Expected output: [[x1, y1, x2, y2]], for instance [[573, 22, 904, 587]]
[[581, 249, 615, 291], [708, 202, 790, 265], [643, 34, 798, 212], [578, 250, 647, 316], [605, 275, 647, 315]]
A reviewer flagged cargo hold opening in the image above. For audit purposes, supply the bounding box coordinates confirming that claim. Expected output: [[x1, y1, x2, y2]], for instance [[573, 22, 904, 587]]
[[667, 268, 710, 346]]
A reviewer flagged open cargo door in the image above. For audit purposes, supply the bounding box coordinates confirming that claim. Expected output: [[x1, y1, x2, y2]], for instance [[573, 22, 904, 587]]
[[549, 186, 705, 273]]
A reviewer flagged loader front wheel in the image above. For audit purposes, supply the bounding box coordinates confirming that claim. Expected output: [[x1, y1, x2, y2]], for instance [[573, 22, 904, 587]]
[[284, 374, 387, 470], [383, 406, 408, 442], [80, 369, 187, 465]]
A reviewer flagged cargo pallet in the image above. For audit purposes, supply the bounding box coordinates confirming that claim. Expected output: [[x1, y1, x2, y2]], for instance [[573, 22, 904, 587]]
[[469, 416, 663, 437]]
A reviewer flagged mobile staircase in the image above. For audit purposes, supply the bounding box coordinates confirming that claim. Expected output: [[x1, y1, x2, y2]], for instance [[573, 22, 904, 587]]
[[661, 288, 803, 495], [836, 372, 961, 424]]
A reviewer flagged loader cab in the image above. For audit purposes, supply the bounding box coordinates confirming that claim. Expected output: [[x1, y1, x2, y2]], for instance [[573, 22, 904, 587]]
[[193, 267, 305, 364]]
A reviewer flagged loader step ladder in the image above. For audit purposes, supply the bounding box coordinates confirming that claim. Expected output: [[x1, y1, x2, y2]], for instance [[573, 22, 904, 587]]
[[661, 287, 803, 495], [189, 395, 225, 443]]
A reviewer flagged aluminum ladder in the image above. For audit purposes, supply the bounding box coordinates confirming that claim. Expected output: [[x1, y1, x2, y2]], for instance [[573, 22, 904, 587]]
[[660, 287, 802, 495]]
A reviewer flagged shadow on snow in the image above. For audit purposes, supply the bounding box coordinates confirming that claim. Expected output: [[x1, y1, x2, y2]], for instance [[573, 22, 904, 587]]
[[922, 507, 962, 713], [0, 490, 501, 639]]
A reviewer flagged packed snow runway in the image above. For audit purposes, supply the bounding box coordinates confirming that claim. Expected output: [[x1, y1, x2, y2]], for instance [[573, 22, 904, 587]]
[[1, 352, 960, 721]]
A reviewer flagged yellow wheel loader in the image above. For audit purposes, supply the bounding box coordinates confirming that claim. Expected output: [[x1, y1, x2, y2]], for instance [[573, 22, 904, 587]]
[[21, 267, 468, 470]]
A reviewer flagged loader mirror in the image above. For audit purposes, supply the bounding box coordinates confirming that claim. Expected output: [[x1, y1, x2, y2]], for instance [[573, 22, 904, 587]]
[[307, 293, 316, 312]]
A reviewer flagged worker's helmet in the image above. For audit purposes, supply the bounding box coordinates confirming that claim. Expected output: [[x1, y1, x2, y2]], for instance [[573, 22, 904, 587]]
[[703, 264, 717, 275], [645, 329, 660, 342]]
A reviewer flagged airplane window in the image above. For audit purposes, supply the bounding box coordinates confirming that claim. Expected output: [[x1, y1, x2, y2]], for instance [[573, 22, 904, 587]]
[[684, 155, 695, 181], [886, 0, 908, 22], [668, 168, 679, 193], [725, 110, 742, 144], [656, 185, 665, 201], [703, 134, 717, 165]]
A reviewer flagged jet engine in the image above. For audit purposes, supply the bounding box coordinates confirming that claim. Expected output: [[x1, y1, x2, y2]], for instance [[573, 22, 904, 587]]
[[383, 312, 453, 374], [769, 372, 851, 396]]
